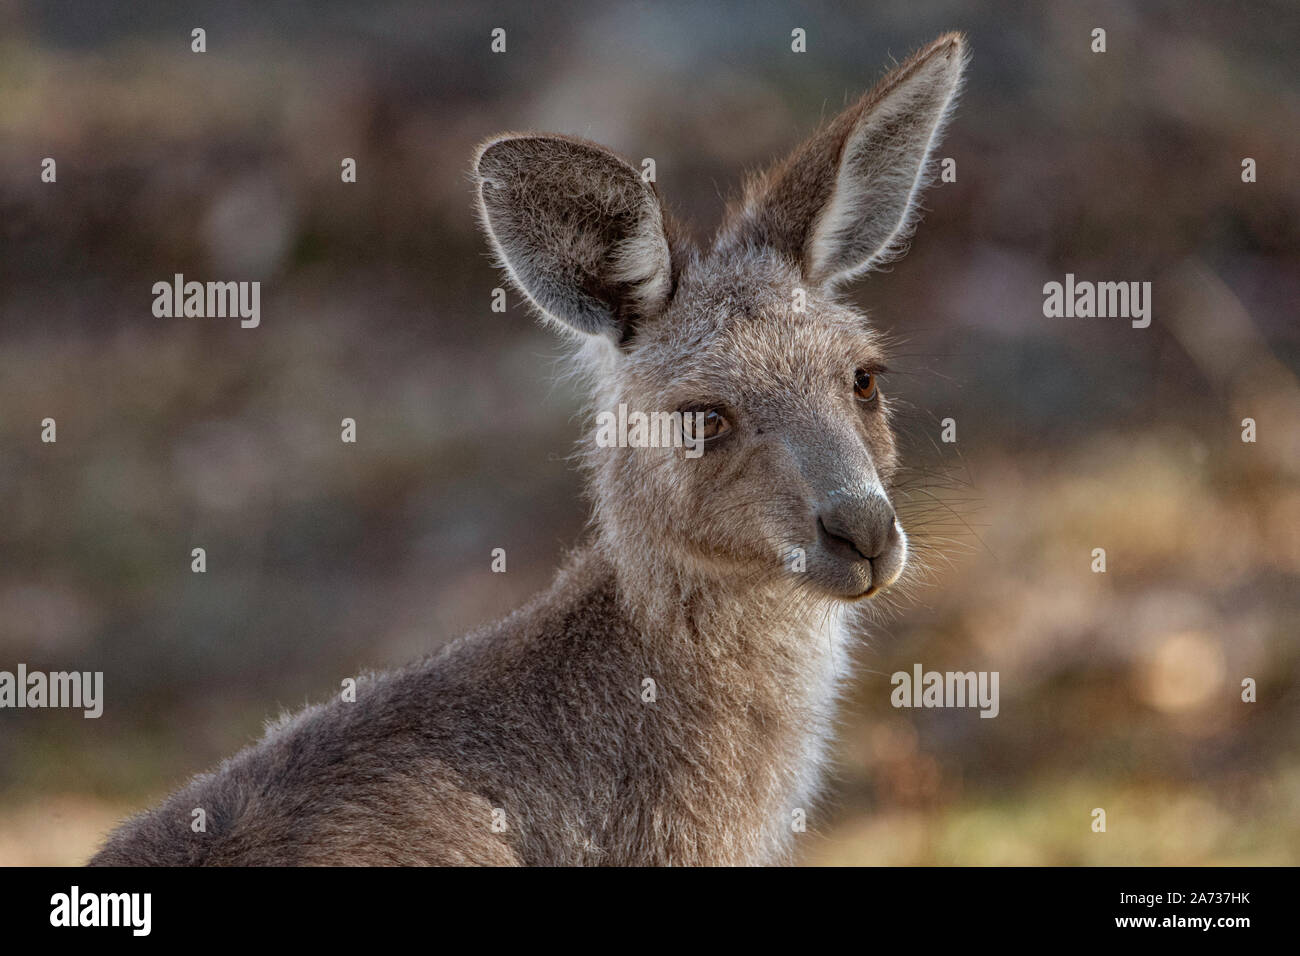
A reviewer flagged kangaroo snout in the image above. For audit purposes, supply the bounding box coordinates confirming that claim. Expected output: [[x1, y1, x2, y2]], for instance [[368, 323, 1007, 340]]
[[814, 490, 906, 598]]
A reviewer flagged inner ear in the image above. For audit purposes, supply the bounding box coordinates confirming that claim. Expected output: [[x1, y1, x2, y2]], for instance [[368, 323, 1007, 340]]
[[475, 135, 675, 342]]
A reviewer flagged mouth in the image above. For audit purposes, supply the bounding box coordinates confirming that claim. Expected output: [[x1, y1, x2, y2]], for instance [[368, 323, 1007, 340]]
[[803, 557, 877, 602], [840, 579, 888, 603], [803, 522, 908, 601]]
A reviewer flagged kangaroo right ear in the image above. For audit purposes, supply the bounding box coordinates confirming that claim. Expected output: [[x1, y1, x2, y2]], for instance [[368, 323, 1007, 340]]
[[474, 134, 674, 342], [723, 33, 967, 289]]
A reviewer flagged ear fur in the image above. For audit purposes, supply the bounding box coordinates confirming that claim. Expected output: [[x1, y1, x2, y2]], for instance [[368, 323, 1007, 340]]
[[474, 134, 674, 341]]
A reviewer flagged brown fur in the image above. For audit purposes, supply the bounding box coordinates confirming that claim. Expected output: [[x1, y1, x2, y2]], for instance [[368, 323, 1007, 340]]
[[91, 34, 967, 866]]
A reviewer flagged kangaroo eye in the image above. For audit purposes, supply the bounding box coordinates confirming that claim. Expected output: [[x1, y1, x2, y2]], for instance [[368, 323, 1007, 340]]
[[853, 369, 879, 402], [682, 407, 731, 442]]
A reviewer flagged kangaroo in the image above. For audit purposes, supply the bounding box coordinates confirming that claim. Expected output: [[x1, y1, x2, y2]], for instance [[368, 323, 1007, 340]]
[[91, 33, 967, 866]]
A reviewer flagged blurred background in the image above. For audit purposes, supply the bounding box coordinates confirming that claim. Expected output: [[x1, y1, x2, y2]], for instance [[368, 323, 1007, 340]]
[[1, 0, 1297, 865]]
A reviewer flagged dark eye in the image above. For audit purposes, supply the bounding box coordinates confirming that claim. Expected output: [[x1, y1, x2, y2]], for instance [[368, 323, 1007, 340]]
[[682, 407, 731, 442], [854, 369, 879, 402]]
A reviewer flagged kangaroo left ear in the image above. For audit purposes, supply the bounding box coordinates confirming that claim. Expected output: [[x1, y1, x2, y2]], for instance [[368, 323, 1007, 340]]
[[474, 134, 675, 342], [721, 33, 968, 289]]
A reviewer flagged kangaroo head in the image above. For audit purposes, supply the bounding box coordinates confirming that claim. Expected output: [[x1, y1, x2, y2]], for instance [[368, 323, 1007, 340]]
[[475, 34, 966, 603]]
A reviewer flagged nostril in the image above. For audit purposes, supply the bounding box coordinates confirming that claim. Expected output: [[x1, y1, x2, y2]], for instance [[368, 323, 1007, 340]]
[[817, 515, 871, 561], [817, 504, 897, 562]]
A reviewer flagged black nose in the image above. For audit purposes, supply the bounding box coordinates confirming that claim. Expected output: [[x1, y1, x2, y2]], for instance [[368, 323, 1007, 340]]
[[817, 496, 897, 561]]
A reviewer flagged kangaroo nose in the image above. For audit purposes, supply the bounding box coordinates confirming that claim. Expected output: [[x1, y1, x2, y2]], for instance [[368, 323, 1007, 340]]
[[817, 496, 897, 561]]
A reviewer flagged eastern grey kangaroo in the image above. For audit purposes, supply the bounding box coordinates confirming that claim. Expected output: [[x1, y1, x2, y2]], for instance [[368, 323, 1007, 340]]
[[92, 33, 967, 866]]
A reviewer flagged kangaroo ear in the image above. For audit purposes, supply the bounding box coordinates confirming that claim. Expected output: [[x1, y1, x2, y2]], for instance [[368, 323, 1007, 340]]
[[724, 33, 967, 288], [474, 134, 674, 341]]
